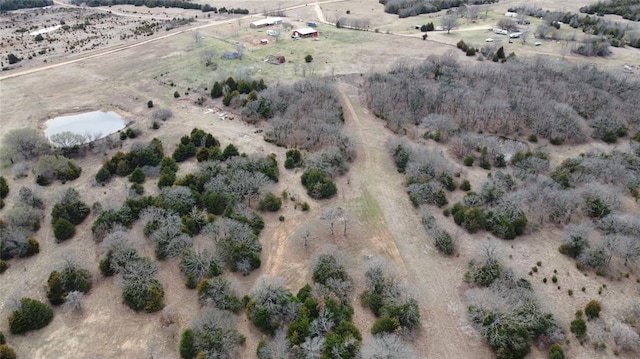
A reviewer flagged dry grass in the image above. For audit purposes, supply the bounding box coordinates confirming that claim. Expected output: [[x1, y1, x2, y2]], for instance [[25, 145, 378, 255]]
[[1, 1, 640, 358]]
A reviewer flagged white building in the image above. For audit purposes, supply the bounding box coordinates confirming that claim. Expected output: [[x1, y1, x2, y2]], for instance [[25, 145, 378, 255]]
[[250, 17, 283, 28]]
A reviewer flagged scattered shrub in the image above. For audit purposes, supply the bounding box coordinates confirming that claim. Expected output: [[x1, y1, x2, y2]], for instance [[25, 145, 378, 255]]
[[548, 343, 564, 359], [585, 300, 601, 319]]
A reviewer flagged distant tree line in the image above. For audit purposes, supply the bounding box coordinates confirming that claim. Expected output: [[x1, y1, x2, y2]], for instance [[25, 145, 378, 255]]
[[70, 0, 249, 14], [0, 0, 52, 12], [580, 0, 640, 21], [516, 6, 640, 48], [380, 0, 497, 18]]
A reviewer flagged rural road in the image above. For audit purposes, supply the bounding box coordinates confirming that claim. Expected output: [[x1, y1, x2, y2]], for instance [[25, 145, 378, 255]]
[[338, 82, 493, 358], [0, 0, 349, 81]]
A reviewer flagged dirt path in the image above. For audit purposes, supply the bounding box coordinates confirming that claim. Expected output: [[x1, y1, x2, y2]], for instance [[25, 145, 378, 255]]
[[338, 81, 494, 358]]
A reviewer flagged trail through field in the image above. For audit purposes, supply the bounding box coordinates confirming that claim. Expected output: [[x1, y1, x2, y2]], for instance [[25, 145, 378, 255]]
[[337, 81, 493, 358]]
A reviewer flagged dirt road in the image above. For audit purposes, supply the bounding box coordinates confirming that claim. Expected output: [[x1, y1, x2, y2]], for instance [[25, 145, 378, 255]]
[[338, 81, 494, 358]]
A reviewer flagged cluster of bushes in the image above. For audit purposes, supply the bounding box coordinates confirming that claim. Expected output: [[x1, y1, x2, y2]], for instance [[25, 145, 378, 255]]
[[559, 213, 640, 275], [96, 138, 163, 183], [466, 253, 561, 359], [99, 229, 164, 312], [242, 79, 349, 154], [420, 22, 435, 32], [7, 298, 54, 334], [422, 211, 456, 255], [247, 283, 299, 335], [141, 206, 193, 260], [456, 39, 479, 57], [444, 172, 527, 240], [301, 167, 337, 200], [254, 256, 362, 358], [51, 188, 90, 242], [389, 139, 457, 208], [211, 217, 263, 274], [258, 192, 282, 212], [284, 149, 303, 169], [197, 277, 242, 313], [46, 263, 92, 305], [179, 310, 245, 359], [179, 248, 222, 288], [173, 128, 221, 162], [0, 187, 43, 260], [361, 264, 421, 335], [34, 155, 81, 185], [212, 76, 267, 100]]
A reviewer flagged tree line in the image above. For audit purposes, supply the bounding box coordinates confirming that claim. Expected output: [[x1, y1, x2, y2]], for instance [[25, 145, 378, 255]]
[[0, 0, 52, 12], [516, 6, 640, 49], [580, 0, 640, 21], [70, 0, 249, 14], [380, 0, 497, 18]]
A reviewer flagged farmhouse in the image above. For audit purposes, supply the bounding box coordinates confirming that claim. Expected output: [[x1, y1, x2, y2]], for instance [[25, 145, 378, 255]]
[[250, 17, 283, 28], [292, 27, 318, 38]]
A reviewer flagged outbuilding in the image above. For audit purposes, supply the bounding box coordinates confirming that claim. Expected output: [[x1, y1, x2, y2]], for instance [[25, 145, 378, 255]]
[[250, 17, 283, 28], [292, 27, 318, 38]]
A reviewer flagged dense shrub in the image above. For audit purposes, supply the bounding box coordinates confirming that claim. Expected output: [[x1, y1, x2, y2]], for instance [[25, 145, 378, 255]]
[[247, 284, 298, 335], [53, 217, 75, 242], [301, 167, 337, 199], [46, 265, 92, 305], [51, 188, 90, 225], [257, 192, 282, 212], [197, 277, 242, 313], [0, 260, 7, 274], [122, 277, 164, 313], [0, 344, 16, 359], [179, 310, 245, 359], [8, 298, 54, 334], [434, 229, 455, 255], [0, 177, 8, 199], [128, 167, 146, 184], [371, 316, 400, 335], [284, 149, 303, 169], [312, 254, 349, 286], [570, 316, 587, 338], [361, 265, 420, 332]]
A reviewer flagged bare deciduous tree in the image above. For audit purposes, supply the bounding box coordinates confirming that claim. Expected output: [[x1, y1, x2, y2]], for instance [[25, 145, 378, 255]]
[[441, 14, 458, 34]]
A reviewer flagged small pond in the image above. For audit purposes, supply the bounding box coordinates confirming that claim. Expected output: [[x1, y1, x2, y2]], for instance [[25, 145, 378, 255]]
[[45, 111, 126, 144]]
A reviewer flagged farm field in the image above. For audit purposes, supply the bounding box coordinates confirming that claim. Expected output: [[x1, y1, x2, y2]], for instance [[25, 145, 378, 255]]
[[1, 1, 639, 359]]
